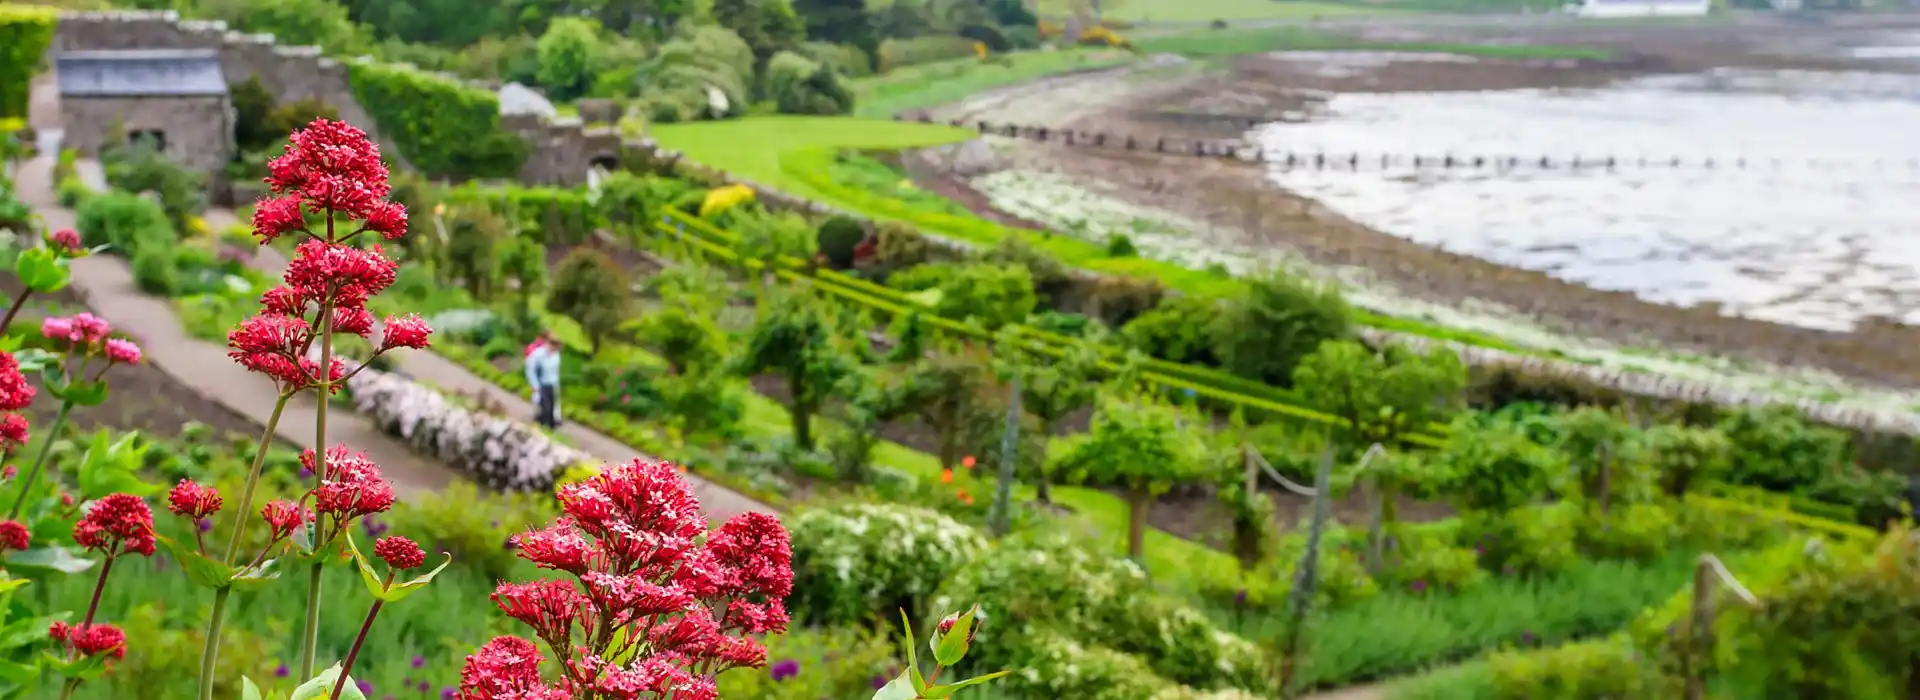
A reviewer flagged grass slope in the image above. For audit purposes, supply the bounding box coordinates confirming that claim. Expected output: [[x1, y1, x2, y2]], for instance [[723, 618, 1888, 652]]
[[850, 49, 1136, 118], [652, 116, 975, 195], [1035, 0, 1407, 22], [1135, 26, 1614, 59]]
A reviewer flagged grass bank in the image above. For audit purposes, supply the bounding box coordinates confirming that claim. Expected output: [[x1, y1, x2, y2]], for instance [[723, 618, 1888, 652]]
[[850, 49, 1137, 118], [1135, 26, 1614, 60], [1029, 0, 1408, 23]]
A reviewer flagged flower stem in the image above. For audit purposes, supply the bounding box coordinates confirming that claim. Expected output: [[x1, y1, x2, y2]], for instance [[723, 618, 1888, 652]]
[[57, 679, 78, 700], [0, 290, 32, 335], [221, 393, 292, 566], [7, 400, 73, 520], [327, 600, 383, 700], [299, 561, 324, 679], [197, 587, 231, 700], [80, 553, 112, 628]]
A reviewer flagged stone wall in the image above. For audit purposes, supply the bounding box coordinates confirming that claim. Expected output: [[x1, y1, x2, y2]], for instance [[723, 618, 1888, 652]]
[[62, 94, 232, 172], [48, 10, 607, 186]]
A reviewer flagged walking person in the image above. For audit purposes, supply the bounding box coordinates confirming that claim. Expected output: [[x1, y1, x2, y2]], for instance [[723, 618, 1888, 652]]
[[524, 331, 563, 429]]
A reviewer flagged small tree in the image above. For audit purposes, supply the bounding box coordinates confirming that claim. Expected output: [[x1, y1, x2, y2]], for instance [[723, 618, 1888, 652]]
[[1050, 389, 1210, 560], [1210, 269, 1351, 386], [1291, 339, 1466, 447], [995, 330, 1099, 504], [896, 343, 1003, 472], [1636, 424, 1731, 499], [495, 235, 547, 326], [444, 204, 505, 302], [734, 289, 856, 451], [546, 247, 629, 355], [535, 16, 604, 102], [633, 306, 727, 375], [888, 262, 1037, 331]]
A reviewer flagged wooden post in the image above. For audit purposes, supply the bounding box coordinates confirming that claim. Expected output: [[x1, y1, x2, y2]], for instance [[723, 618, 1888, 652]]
[[988, 376, 1022, 538], [1277, 449, 1335, 700], [1684, 557, 1717, 700]]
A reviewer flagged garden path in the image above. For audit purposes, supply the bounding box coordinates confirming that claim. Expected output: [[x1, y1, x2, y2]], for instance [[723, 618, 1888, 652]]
[[204, 210, 775, 520]]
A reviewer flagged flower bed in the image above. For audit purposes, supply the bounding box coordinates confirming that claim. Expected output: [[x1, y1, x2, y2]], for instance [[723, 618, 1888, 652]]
[[345, 366, 585, 491]]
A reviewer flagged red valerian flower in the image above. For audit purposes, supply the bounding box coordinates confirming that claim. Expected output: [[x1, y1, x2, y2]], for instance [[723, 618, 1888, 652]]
[[511, 519, 597, 575], [47, 228, 83, 254], [0, 520, 29, 551], [380, 314, 433, 351], [374, 536, 426, 571], [363, 200, 408, 240], [282, 239, 399, 305], [0, 414, 27, 453], [250, 193, 307, 244], [47, 621, 70, 642], [261, 499, 307, 541], [69, 624, 127, 659], [306, 448, 397, 524], [457, 636, 567, 700], [103, 338, 142, 365], [166, 479, 223, 520], [0, 352, 27, 412], [491, 580, 586, 648], [264, 119, 392, 219], [72, 493, 156, 557], [69, 313, 111, 344]]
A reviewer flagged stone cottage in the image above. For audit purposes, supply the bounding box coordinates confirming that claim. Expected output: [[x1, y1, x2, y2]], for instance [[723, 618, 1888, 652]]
[[54, 48, 233, 173]]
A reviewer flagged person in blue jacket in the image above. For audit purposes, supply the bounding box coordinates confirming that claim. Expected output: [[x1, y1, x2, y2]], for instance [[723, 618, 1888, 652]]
[[523, 330, 563, 429]]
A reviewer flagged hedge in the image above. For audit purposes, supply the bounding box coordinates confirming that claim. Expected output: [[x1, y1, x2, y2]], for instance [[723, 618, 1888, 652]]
[[346, 61, 528, 180], [651, 207, 1450, 447], [442, 184, 604, 245], [0, 4, 56, 119]]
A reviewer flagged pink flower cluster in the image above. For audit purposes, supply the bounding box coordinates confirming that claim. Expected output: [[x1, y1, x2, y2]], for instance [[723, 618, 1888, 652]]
[[456, 459, 794, 700], [227, 119, 432, 395], [41, 313, 142, 366]]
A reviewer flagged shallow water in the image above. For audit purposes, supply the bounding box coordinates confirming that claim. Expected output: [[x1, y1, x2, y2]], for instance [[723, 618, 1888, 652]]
[[1256, 68, 1920, 331]]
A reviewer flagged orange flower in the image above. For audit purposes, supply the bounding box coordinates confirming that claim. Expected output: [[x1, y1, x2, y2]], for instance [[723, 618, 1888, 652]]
[[956, 489, 974, 505], [961, 455, 976, 469], [939, 468, 954, 484]]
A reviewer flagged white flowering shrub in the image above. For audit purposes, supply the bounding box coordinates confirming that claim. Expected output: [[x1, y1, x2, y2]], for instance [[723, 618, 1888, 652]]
[[932, 534, 1267, 695], [347, 367, 586, 491], [788, 503, 988, 626]]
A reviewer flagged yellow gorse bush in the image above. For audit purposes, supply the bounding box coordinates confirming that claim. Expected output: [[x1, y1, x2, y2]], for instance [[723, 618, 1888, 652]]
[[699, 183, 756, 218]]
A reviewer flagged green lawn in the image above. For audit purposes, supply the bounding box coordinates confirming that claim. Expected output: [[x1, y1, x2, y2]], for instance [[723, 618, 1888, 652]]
[[850, 49, 1136, 118], [1034, 0, 1408, 22], [651, 116, 975, 196]]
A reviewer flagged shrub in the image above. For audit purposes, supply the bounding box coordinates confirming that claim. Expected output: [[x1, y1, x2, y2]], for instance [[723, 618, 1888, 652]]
[[74, 190, 173, 256], [347, 60, 528, 179], [728, 206, 817, 262], [0, 5, 56, 119], [631, 306, 727, 374], [443, 203, 505, 300], [787, 503, 988, 626], [637, 26, 753, 122], [130, 247, 178, 295], [346, 366, 588, 491], [816, 214, 866, 268], [800, 41, 873, 77], [1434, 418, 1564, 513], [1121, 295, 1218, 364], [1009, 632, 1178, 700], [1578, 501, 1677, 561], [875, 35, 978, 71], [1501, 502, 1582, 576], [1717, 405, 1848, 492], [766, 51, 855, 116], [380, 480, 549, 581], [1488, 638, 1655, 700], [1210, 269, 1352, 386], [101, 137, 207, 230], [1105, 233, 1137, 257], [982, 235, 1074, 304], [715, 626, 898, 699], [875, 220, 931, 267], [55, 175, 90, 208], [889, 262, 1037, 330], [547, 247, 631, 354]]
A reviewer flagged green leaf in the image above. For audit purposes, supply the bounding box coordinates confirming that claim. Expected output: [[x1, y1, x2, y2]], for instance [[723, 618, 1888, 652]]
[[290, 663, 365, 700], [157, 536, 233, 590], [899, 610, 928, 696], [9, 349, 55, 373], [873, 673, 918, 700], [241, 676, 263, 700], [932, 605, 978, 666], [230, 560, 282, 591], [2, 547, 95, 576], [0, 335, 18, 353], [376, 554, 452, 603], [0, 579, 25, 596], [0, 613, 66, 651], [14, 247, 69, 293], [41, 649, 108, 681], [920, 671, 1011, 699], [0, 658, 38, 687], [344, 531, 387, 601]]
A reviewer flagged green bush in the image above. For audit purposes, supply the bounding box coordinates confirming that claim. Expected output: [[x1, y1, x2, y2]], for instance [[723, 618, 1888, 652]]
[[74, 190, 173, 256], [547, 247, 631, 354], [1209, 269, 1352, 387], [380, 480, 549, 581], [1011, 631, 1180, 700], [445, 184, 602, 245], [876, 35, 978, 71], [888, 262, 1038, 330], [1121, 295, 1220, 365], [0, 6, 56, 119], [55, 175, 90, 208], [714, 625, 898, 699], [766, 50, 855, 116], [636, 26, 753, 123], [1487, 638, 1655, 700], [1717, 405, 1847, 492], [347, 61, 528, 179], [1577, 501, 1678, 561], [727, 206, 817, 262], [788, 503, 988, 626], [130, 247, 178, 295], [800, 41, 873, 77], [816, 214, 866, 268], [101, 137, 207, 231]]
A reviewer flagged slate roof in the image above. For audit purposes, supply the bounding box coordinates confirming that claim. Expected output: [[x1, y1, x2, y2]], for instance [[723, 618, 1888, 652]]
[[55, 49, 229, 98]]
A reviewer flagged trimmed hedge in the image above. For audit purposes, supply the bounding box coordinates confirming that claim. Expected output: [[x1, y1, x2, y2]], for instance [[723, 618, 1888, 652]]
[[0, 5, 55, 119], [346, 61, 528, 179], [443, 184, 604, 245]]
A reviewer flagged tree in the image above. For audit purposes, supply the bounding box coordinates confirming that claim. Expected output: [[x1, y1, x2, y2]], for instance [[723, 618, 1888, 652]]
[[1211, 269, 1352, 386], [995, 330, 1099, 504], [546, 248, 630, 355], [711, 0, 804, 68], [734, 290, 857, 451], [1432, 417, 1564, 513], [444, 204, 505, 302], [495, 235, 547, 327], [632, 306, 727, 375], [1291, 339, 1466, 447], [536, 17, 604, 102], [1050, 389, 1211, 560], [888, 262, 1037, 331], [199, 0, 372, 56], [1635, 424, 1730, 499], [896, 343, 1003, 473], [792, 0, 877, 59], [765, 51, 855, 116]]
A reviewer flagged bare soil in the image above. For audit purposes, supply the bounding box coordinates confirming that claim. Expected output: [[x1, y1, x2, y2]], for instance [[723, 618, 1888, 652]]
[[909, 16, 1920, 390]]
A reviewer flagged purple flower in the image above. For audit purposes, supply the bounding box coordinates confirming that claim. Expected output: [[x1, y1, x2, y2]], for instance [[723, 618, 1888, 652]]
[[1411, 580, 1428, 593], [769, 659, 800, 682], [417, 680, 430, 693], [274, 664, 289, 678], [503, 536, 520, 551], [299, 466, 314, 479], [362, 517, 389, 538], [441, 689, 457, 700], [871, 676, 889, 690], [1521, 631, 1536, 644], [357, 680, 373, 695], [1232, 589, 1248, 607], [412, 655, 426, 669], [197, 518, 213, 533]]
